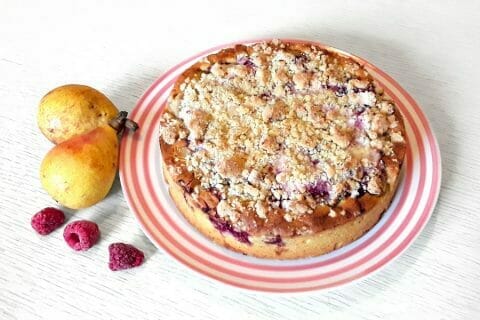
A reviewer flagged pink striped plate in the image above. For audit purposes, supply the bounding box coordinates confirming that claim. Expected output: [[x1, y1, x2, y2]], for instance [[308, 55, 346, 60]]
[[119, 39, 441, 293]]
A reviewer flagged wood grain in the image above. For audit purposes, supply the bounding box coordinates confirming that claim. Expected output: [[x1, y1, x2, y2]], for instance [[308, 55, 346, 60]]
[[1, 0, 479, 319]]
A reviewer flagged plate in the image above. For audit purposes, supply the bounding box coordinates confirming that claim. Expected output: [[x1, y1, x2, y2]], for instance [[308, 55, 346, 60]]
[[119, 39, 441, 293]]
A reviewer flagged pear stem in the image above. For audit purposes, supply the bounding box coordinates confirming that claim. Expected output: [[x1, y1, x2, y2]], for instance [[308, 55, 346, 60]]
[[109, 111, 139, 134]]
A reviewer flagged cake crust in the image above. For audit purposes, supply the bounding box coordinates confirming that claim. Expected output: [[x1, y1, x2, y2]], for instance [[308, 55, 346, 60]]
[[159, 40, 406, 259]]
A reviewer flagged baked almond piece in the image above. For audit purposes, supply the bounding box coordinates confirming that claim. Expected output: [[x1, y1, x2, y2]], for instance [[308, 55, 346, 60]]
[[159, 40, 406, 259]]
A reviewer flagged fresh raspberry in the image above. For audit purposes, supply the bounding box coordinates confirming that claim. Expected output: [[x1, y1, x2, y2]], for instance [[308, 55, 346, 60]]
[[63, 220, 100, 251], [31, 207, 65, 235], [108, 243, 145, 271]]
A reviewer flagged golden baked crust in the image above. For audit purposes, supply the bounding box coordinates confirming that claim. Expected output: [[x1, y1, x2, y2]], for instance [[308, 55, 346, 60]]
[[159, 40, 406, 259]]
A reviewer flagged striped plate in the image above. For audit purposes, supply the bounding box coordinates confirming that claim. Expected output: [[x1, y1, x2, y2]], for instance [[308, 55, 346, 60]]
[[119, 39, 441, 293]]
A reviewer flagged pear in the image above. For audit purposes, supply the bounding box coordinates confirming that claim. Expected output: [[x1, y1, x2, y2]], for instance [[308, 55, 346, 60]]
[[39, 112, 137, 209], [37, 84, 119, 144]]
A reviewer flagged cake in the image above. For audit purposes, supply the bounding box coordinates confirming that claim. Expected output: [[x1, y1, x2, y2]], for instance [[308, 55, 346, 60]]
[[158, 40, 406, 259]]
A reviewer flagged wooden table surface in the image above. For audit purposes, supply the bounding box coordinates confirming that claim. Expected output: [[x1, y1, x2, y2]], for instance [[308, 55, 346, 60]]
[[1, 1, 479, 319]]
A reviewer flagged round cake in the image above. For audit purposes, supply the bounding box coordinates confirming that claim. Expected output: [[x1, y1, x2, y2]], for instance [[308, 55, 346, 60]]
[[159, 40, 406, 259]]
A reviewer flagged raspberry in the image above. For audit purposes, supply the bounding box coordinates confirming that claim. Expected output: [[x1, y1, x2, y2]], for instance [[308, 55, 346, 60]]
[[31, 207, 65, 235], [108, 243, 145, 271], [63, 220, 100, 251], [307, 180, 330, 200], [209, 215, 251, 244]]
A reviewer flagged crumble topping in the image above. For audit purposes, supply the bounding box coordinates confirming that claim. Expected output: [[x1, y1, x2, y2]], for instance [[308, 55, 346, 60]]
[[160, 41, 405, 232]]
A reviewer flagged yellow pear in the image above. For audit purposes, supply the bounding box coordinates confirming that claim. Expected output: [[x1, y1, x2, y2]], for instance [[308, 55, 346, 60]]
[[40, 124, 119, 209], [37, 84, 118, 144]]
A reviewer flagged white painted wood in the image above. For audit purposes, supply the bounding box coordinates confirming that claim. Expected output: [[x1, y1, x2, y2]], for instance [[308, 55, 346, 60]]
[[1, 0, 479, 319]]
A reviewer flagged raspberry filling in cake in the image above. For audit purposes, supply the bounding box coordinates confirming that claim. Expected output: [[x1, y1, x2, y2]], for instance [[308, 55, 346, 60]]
[[159, 40, 405, 249]]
